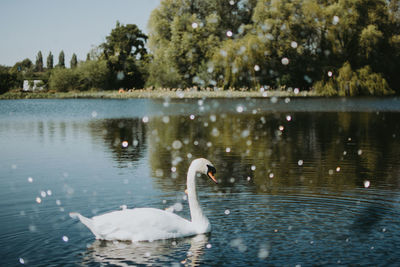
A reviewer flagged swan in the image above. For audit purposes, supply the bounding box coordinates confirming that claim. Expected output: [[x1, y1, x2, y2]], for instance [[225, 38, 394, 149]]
[[70, 158, 217, 241]]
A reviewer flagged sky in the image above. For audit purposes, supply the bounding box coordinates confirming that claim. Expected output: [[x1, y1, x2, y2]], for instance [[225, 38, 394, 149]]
[[0, 0, 161, 67]]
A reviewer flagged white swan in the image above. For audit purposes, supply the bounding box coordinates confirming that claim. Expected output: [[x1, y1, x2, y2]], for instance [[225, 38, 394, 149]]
[[70, 158, 217, 241]]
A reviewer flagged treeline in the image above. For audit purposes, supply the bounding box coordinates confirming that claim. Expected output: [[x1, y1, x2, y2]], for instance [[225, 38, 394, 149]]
[[147, 0, 400, 96], [1, 0, 400, 96], [0, 22, 148, 94]]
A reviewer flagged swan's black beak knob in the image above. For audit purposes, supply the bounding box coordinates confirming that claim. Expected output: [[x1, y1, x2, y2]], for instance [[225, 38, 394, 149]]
[[207, 165, 217, 184]]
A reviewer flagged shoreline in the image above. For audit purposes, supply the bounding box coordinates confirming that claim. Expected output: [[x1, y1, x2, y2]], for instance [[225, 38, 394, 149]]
[[0, 89, 319, 100]]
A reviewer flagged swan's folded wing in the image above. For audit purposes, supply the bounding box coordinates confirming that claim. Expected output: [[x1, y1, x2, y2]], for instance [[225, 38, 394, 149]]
[[91, 208, 196, 241]]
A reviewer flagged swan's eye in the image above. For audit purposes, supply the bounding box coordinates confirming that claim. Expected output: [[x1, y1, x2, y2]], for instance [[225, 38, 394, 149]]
[[207, 165, 216, 175]]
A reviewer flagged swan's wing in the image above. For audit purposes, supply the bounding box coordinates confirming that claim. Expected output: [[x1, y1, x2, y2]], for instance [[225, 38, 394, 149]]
[[91, 208, 196, 241]]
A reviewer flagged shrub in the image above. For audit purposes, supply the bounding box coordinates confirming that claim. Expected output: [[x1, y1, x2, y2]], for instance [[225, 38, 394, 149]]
[[48, 68, 79, 92], [49, 60, 111, 92]]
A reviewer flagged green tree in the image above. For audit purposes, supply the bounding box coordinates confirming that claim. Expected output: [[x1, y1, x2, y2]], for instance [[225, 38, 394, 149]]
[[100, 21, 148, 89], [35, 51, 44, 72], [12, 58, 33, 73], [57, 50, 65, 68], [147, 0, 258, 88], [10, 58, 34, 86], [49, 67, 78, 92], [210, 0, 399, 93], [0, 65, 18, 93], [315, 62, 393, 96], [47, 52, 54, 69], [76, 59, 110, 90], [48, 59, 111, 92], [70, 53, 78, 69]]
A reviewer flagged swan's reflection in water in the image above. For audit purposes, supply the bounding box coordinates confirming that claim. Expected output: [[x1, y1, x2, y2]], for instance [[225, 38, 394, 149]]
[[83, 234, 208, 267]]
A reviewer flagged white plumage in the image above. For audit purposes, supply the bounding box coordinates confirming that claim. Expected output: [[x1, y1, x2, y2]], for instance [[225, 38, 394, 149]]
[[70, 158, 217, 242]]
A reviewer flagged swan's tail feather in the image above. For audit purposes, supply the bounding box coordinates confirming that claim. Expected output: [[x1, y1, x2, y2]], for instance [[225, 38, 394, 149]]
[[69, 212, 100, 239]]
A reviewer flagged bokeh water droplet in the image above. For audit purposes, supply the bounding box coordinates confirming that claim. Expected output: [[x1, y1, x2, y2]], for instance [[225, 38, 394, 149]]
[[121, 141, 128, 148], [172, 140, 182, 150], [332, 15, 340, 25]]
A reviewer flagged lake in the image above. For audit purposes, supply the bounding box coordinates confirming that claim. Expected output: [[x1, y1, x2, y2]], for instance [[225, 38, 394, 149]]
[[1, 97, 400, 266]]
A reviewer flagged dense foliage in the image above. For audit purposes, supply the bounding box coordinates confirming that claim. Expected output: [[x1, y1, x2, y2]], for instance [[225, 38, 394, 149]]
[[147, 0, 400, 95], [0, 65, 18, 94], [100, 22, 148, 89], [1, 0, 399, 96]]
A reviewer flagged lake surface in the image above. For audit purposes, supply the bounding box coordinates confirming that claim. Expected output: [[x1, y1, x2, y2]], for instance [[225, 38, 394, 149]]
[[1, 97, 400, 266]]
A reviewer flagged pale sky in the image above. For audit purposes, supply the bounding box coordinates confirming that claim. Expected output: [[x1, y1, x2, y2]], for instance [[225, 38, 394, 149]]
[[0, 0, 161, 67]]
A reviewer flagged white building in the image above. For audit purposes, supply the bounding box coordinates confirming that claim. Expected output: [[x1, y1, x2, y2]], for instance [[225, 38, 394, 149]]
[[23, 80, 44, 91]]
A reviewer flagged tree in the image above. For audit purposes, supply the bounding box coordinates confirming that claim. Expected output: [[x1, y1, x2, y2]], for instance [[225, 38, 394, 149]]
[[146, 0, 399, 94], [57, 50, 65, 68], [70, 53, 78, 69], [100, 21, 148, 89], [0, 65, 18, 93], [35, 51, 44, 72], [12, 58, 33, 73], [47, 52, 54, 69], [48, 68, 78, 92], [48, 59, 111, 92], [147, 0, 258, 88], [76, 59, 110, 90]]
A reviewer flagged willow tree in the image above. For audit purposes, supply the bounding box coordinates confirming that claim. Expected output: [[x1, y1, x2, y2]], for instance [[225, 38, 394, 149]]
[[147, 0, 398, 94], [213, 0, 398, 94]]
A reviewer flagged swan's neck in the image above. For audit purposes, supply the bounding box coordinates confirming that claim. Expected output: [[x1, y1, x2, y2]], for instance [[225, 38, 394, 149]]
[[187, 167, 209, 225]]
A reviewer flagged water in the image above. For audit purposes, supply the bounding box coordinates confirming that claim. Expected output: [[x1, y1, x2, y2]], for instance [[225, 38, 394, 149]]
[[1, 97, 400, 266]]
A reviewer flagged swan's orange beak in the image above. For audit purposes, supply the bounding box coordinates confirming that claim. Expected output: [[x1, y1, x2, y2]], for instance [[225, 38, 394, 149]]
[[208, 172, 218, 184]]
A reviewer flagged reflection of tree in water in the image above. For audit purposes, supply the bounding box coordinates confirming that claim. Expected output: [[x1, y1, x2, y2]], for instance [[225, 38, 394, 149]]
[[86, 112, 400, 194], [89, 118, 147, 167], [146, 112, 400, 194]]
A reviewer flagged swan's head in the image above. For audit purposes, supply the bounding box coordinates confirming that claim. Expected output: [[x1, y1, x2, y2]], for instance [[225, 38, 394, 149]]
[[191, 158, 217, 184]]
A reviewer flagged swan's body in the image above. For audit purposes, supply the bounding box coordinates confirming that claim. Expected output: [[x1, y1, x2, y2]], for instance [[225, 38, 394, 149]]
[[70, 158, 217, 241]]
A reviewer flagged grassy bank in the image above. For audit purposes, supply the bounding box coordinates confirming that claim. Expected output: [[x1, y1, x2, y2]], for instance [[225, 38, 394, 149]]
[[0, 88, 317, 100]]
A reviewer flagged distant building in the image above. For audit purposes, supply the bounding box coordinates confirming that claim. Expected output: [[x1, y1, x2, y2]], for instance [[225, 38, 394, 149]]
[[23, 80, 44, 91]]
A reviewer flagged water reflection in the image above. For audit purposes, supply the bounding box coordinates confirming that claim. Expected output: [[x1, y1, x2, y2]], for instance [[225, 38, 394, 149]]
[[89, 118, 147, 167], [3, 110, 399, 194], [2, 99, 400, 266], [83, 234, 208, 266], [142, 112, 400, 194]]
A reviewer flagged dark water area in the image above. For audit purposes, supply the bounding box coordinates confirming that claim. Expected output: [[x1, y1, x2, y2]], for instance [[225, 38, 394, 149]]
[[1, 97, 400, 266]]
